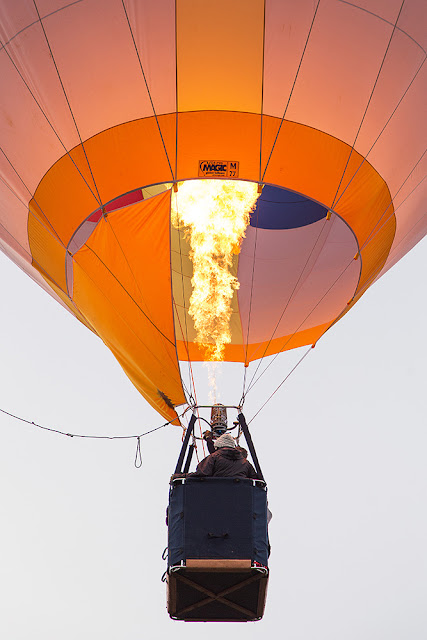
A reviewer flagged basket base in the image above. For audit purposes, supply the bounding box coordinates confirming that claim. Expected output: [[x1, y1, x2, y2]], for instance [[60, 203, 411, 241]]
[[167, 561, 269, 622]]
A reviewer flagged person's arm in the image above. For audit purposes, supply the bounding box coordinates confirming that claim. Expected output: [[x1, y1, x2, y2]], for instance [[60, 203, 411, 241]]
[[188, 453, 215, 477], [246, 461, 260, 479], [203, 431, 216, 454]]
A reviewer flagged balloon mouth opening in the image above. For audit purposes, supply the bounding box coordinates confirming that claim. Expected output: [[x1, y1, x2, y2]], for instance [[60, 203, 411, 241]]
[[82, 181, 328, 232], [67, 182, 329, 276]]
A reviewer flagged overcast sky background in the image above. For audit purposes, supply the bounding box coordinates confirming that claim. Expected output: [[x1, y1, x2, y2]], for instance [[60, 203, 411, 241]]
[[0, 237, 426, 640]]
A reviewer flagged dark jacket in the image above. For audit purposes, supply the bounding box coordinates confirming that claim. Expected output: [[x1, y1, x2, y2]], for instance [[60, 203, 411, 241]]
[[189, 447, 259, 479], [204, 433, 215, 454]]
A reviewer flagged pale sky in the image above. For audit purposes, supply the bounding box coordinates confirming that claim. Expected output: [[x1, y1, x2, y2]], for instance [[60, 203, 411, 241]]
[[0, 238, 426, 640]]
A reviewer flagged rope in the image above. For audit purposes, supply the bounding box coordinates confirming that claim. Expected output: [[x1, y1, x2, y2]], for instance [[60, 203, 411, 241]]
[[134, 437, 142, 468], [0, 30, 101, 207], [81, 241, 176, 349], [360, 151, 426, 253], [97, 213, 184, 379], [246, 161, 426, 400], [171, 189, 206, 456], [246, 147, 423, 418], [120, 0, 175, 180], [257, 0, 266, 184], [248, 346, 313, 424], [33, 0, 103, 207], [241, 196, 261, 402], [72, 249, 185, 383], [0, 406, 187, 467], [244, 255, 355, 396], [329, 0, 405, 211], [245, 0, 419, 411], [242, 100, 427, 402], [240, 216, 329, 406], [171, 190, 196, 396], [241, 0, 321, 402], [172, 298, 195, 402], [261, 0, 321, 181], [0, 146, 66, 248]]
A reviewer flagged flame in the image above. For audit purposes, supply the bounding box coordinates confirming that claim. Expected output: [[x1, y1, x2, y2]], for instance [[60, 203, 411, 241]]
[[171, 180, 259, 360]]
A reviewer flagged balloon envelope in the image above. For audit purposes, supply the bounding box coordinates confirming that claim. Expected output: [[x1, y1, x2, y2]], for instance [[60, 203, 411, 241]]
[[0, 0, 425, 420]]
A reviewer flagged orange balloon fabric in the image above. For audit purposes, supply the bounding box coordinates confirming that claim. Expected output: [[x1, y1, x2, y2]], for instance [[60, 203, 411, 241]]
[[0, 0, 425, 420]]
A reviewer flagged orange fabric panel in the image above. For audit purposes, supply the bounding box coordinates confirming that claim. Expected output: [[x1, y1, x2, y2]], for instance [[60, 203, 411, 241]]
[[176, 322, 329, 363], [30, 112, 394, 304], [332, 152, 396, 294], [30, 147, 100, 245], [28, 111, 395, 373], [261, 115, 395, 302], [83, 115, 176, 207], [261, 116, 353, 208], [72, 192, 185, 422], [356, 216, 395, 296], [73, 257, 181, 421], [333, 153, 394, 248], [177, 111, 262, 182], [176, 0, 264, 113], [28, 209, 67, 293], [30, 116, 176, 246], [94, 193, 176, 341]]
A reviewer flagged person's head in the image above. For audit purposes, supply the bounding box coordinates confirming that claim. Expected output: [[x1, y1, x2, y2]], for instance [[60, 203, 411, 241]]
[[213, 433, 236, 449]]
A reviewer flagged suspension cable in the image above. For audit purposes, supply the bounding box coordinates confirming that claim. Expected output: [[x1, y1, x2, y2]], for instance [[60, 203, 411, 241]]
[[248, 346, 313, 424]]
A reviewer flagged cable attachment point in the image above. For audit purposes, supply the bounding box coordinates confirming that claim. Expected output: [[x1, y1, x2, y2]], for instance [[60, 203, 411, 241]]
[[187, 393, 195, 407], [134, 436, 142, 468]]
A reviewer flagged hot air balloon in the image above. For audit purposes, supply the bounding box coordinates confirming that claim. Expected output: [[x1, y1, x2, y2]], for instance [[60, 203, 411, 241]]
[[1, 0, 425, 622], [0, 0, 425, 423]]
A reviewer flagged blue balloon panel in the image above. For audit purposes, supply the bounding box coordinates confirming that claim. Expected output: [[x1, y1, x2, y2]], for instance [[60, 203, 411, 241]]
[[250, 185, 327, 229]]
